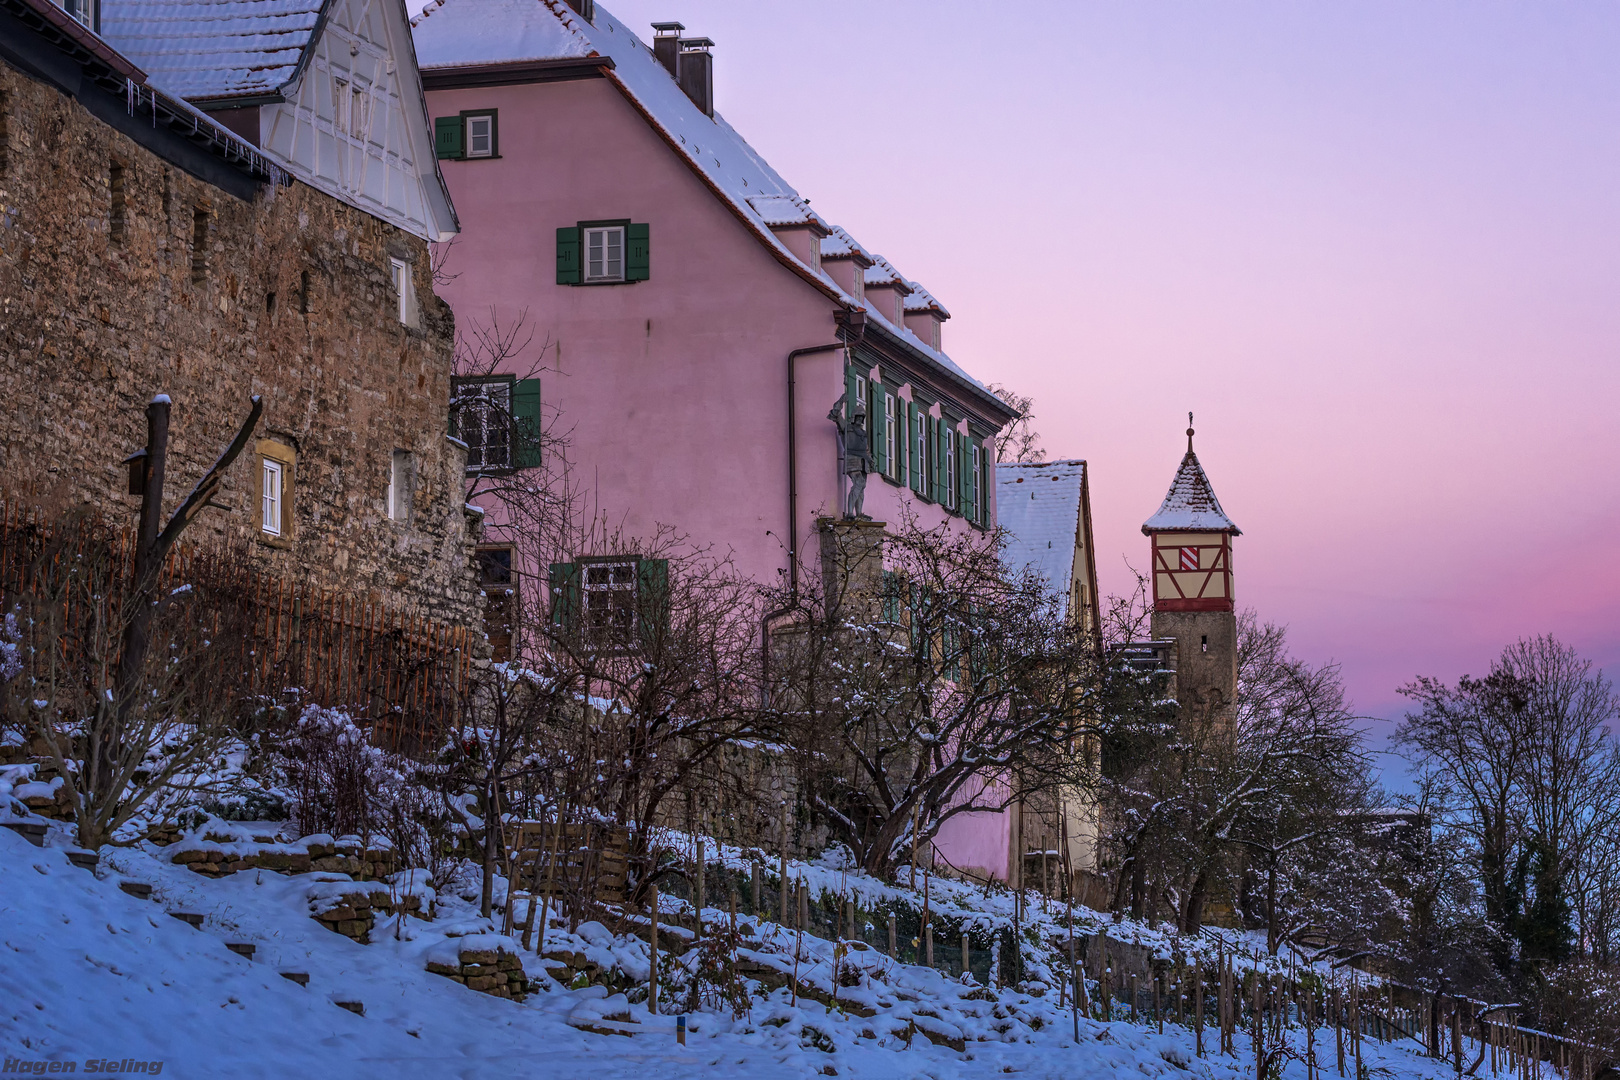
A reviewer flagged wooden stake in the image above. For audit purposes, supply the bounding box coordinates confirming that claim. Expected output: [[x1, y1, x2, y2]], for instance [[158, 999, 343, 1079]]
[[648, 884, 659, 1015]]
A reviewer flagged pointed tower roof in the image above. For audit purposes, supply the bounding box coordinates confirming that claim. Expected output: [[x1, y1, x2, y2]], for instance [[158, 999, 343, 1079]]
[[1142, 416, 1241, 535]]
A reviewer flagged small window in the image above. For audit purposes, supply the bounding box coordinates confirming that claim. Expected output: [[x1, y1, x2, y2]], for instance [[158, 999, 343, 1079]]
[[914, 408, 929, 499], [884, 393, 898, 480], [465, 113, 495, 158], [387, 449, 412, 522], [478, 547, 516, 662], [583, 560, 639, 647], [970, 443, 983, 522], [191, 205, 210, 283], [261, 459, 284, 536], [390, 258, 412, 324], [454, 378, 512, 472], [585, 226, 624, 282]]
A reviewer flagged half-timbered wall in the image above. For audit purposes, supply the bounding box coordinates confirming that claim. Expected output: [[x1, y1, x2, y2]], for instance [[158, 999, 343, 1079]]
[[1150, 530, 1233, 611]]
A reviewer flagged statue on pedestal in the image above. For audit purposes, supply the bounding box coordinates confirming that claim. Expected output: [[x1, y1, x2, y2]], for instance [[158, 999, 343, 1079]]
[[829, 392, 873, 519]]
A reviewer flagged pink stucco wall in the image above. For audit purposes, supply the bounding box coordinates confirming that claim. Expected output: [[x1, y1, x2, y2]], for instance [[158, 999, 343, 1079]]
[[428, 70, 1013, 880], [428, 73, 986, 588]]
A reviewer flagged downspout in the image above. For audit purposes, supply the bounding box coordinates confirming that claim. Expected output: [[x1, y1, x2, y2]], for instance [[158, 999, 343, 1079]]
[[761, 308, 865, 703], [786, 307, 864, 600]]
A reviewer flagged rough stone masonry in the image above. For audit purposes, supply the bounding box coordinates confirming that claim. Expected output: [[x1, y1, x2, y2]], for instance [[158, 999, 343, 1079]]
[[0, 59, 481, 628]]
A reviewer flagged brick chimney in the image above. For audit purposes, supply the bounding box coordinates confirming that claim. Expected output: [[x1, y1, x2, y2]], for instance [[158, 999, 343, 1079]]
[[677, 37, 714, 117], [651, 21, 683, 78]]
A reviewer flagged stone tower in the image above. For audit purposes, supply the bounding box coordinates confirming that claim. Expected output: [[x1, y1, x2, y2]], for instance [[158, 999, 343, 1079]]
[[1143, 418, 1241, 728]]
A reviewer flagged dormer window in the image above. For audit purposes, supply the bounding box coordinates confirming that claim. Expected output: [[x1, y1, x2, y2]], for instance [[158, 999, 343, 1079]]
[[586, 226, 624, 282]]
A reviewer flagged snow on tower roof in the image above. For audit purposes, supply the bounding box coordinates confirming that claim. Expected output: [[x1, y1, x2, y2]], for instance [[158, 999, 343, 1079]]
[[100, 0, 326, 102], [998, 460, 1086, 616], [1142, 439, 1240, 535], [410, 0, 1005, 414]]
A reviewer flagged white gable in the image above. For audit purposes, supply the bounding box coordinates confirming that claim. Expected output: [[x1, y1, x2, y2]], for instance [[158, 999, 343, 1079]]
[[998, 460, 1086, 616], [262, 0, 457, 240]]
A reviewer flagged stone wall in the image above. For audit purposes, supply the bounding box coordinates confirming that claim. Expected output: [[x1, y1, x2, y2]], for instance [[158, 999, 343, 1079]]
[[0, 61, 481, 628]]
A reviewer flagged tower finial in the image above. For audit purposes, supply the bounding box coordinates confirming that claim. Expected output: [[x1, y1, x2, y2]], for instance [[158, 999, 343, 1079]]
[[1186, 411, 1195, 454]]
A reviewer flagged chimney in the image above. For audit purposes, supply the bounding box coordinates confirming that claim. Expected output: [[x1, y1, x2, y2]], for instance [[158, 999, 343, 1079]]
[[677, 37, 714, 117], [563, 0, 594, 23], [651, 22, 684, 78]]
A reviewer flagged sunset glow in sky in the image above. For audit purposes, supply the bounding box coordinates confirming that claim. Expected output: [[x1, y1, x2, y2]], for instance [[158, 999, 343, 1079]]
[[427, 2, 1620, 738]]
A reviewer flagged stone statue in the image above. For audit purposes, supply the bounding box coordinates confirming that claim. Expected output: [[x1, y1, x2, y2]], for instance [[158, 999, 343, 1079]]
[[829, 392, 873, 519]]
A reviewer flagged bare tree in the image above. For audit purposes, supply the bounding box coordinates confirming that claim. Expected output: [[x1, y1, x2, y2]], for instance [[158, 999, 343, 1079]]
[[770, 511, 1099, 879], [987, 384, 1047, 465], [1, 397, 262, 850]]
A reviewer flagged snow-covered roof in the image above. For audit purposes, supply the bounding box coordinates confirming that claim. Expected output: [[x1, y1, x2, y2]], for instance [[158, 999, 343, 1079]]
[[903, 281, 950, 319], [411, 0, 591, 65], [746, 194, 822, 228], [410, 0, 1003, 413], [1142, 445, 1240, 534], [998, 460, 1086, 616], [863, 257, 911, 290], [100, 0, 326, 102]]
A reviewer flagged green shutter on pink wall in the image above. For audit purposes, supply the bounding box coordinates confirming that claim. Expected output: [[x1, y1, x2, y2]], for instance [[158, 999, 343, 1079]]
[[556, 227, 582, 284]]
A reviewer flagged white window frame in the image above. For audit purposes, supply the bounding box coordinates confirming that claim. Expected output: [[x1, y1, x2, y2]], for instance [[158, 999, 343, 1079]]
[[884, 393, 898, 479], [585, 226, 625, 283], [390, 258, 411, 325], [970, 443, 982, 522], [465, 114, 494, 158], [915, 409, 928, 496], [582, 559, 639, 647], [387, 449, 412, 522], [261, 459, 283, 536], [455, 379, 513, 472]]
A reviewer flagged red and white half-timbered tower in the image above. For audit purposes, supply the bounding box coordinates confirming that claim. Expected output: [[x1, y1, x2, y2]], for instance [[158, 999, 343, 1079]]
[[1143, 418, 1242, 727]]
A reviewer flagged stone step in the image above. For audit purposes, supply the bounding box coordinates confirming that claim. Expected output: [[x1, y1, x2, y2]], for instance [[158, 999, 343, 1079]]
[[2, 821, 47, 847], [280, 972, 310, 987], [334, 1000, 364, 1016], [226, 942, 256, 960], [66, 850, 99, 871], [168, 912, 204, 929], [118, 881, 153, 900]]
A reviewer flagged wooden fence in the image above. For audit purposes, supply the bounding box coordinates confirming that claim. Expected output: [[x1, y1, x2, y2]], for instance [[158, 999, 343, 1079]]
[[0, 501, 471, 753]]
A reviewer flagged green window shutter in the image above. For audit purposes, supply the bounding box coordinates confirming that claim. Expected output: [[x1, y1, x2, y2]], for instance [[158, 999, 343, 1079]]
[[908, 402, 921, 494], [548, 562, 580, 631], [636, 558, 670, 652], [844, 368, 862, 422], [556, 227, 582, 285], [512, 378, 541, 469], [873, 388, 888, 477], [957, 432, 971, 518], [435, 116, 464, 159], [978, 439, 990, 524], [626, 223, 650, 281]]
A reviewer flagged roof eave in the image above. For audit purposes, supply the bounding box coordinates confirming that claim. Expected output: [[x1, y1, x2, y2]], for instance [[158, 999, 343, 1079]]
[[861, 316, 1015, 427], [419, 53, 613, 90]]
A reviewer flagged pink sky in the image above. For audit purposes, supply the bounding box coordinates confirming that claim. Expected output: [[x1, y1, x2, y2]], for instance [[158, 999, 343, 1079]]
[[424, 3, 1620, 732]]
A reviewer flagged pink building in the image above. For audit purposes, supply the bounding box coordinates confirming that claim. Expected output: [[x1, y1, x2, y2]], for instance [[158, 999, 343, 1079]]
[[411, 0, 1015, 630]]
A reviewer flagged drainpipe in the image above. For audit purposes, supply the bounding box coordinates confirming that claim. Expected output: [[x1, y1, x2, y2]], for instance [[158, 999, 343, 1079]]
[[761, 308, 864, 701], [786, 308, 865, 599]]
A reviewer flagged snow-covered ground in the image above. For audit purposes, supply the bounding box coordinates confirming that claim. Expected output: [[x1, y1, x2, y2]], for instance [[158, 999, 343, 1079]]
[[0, 824, 1464, 1078]]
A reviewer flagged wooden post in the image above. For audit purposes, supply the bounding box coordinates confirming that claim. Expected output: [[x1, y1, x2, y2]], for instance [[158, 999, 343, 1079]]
[[961, 932, 970, 979], [1130, 973, 1138, 1021], [1335, 985, 1345, 1077], [694, 839, 705, 939], [1195, 972, 1204, 1058], [1156, 972, 1163, 1034], [648, 884, 659, 1015], [888, 913, 897, 957], [1453, 999, 1463, 1077], [779, 807, 789, 925], [751, 859, 761, 914]]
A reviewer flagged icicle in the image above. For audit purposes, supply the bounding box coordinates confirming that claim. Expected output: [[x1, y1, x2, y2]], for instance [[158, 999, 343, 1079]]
[[126, 77, 134, 116]]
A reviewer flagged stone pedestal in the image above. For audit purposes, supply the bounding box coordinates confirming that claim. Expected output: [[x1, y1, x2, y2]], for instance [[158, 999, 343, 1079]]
[[816, 517, 887, 620]]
